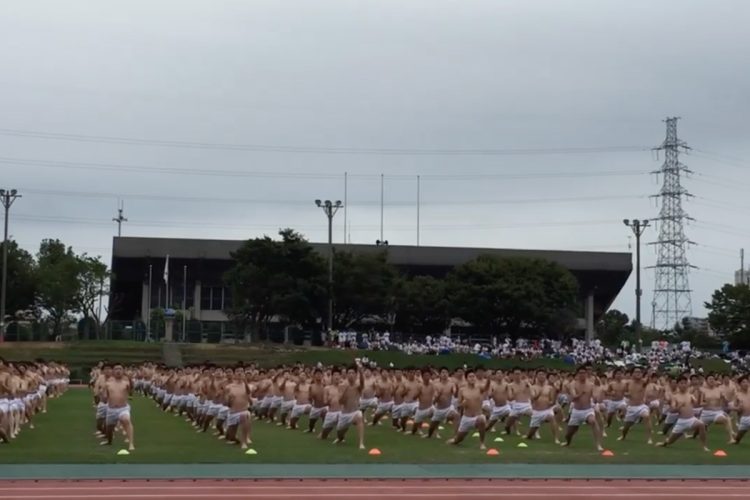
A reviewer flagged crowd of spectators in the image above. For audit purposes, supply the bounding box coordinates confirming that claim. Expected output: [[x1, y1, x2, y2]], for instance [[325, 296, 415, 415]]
[[325, 329, 749, 372]]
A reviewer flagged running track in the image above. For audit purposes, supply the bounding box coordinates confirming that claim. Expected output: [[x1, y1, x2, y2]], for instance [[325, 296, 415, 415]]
[[1, 479, 747, 499]]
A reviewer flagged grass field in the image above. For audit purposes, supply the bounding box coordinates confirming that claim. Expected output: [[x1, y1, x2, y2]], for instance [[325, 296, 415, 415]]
[[2, 388, 748, 465]]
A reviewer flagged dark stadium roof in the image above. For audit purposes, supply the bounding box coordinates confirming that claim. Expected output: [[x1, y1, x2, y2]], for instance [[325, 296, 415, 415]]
[[113, 236, 631, 273]]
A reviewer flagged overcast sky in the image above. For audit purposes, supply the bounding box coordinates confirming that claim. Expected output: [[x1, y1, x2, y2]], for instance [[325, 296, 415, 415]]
[[1, 0, 748, 328]]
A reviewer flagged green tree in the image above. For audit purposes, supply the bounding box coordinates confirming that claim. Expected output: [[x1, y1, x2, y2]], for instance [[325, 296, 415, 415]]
[[74, 255, 112, 337], [224, 229, 326, 341], [447, 255, 578, 338], [394, 275, 450, 335], [35, 239, 80, 337], [332, 250, 398, 329], [706, 284, 750, 349], [596, 309, 631, 346], [0, 240, 36, 319]]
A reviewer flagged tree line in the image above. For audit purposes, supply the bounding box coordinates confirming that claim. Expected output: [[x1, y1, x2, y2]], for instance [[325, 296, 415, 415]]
[[223, 229, 581, 340], [2, 239, 110, 336]]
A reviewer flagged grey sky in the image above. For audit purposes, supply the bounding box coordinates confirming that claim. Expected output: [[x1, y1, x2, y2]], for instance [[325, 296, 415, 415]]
[[1, 0, 748, 327]]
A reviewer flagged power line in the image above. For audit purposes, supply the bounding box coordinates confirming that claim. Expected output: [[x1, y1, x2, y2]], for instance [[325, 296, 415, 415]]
[[17, 187, 648, 206], [0, 127, 651, 156], [12, 213, 623, 231], [0, 156, 649, 181]]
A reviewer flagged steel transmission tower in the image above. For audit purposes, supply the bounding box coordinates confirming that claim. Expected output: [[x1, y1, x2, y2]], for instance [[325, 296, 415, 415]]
[[649, 117, 695, 330]]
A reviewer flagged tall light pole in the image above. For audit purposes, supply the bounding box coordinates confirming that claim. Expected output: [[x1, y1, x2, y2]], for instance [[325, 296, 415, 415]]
[[316, 199, 342, 334], [1, 189, 21, 339], [624, 218, 650, 347]]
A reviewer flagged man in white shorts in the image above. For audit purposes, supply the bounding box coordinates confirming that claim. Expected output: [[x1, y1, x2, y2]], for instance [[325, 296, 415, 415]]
[[334, 365, 366, 449], [447, 370, 490, 450], [657, 376, 710, 452], [427, 368, 457, 439], [504, 369, 532, 436], [103, 364, 135, 451], [562, 367, 604, 452], [320, 369, 343, 440], [731, 375, 750, 445], [618, 367, 653, 444], [698, 374, 734, 442]]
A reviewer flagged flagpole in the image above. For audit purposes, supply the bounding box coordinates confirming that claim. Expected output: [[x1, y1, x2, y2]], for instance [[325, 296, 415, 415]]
[[147, 265, 152, 342], [182, 265, 187, 342]]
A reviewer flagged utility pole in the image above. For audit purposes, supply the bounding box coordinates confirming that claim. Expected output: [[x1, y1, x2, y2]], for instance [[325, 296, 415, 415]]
[[380, 174, 384, 243], [315, 199, 342, 335], [416, 175, 421, 247], [624, 218, 650, 346], [649, 117, 695, 330], [0, 188, 21, 340], [113, 200, 127, 237]]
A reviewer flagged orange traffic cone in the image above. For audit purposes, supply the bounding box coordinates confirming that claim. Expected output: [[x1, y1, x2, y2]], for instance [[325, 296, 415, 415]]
[[601, 450, 615, 457], [486, 448, 500, 456], [368, 448, 382, 456], [714, 450, 727, 457]]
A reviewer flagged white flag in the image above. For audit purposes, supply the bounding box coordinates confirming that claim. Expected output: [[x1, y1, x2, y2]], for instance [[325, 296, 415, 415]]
[[163, 255, 169, 286]]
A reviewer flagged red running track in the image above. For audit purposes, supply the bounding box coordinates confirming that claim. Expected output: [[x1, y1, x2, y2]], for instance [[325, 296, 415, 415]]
[[0, 479, 747, 500]]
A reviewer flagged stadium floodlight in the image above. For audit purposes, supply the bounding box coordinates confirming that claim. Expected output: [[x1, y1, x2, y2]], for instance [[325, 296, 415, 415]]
[[315, 198, 344, 335], [623, 218, 651, 348]]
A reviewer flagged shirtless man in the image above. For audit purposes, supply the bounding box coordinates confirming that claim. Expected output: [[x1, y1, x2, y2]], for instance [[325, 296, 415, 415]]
[[278, 372, 297, 428], [412, 368, 435, 435], [103, 364, 134, 451], [306, 369, 327, 433], [371, 370, 394, 426], [619, 367, 653, 444], [289, 374, 312, 430], [399, 370, 420, 433], [699, 373, 734, 443], [427, 368, 457, 439], [93, 365, 111, 439], [335, 365, 366, 449], [224, 368, 252, 449], [390, 371, 405, 430], [561, 366, 604, 452], [320, 369, 343, 440], [526, 369, 559, 444], [731, 375, 750, 445], [645, 372, 663, 426], [657, 375, 710, 451], [661, 378, 680, 435], [0, 365, 11, 443], [504, 369, 532, 436], [606, 369, 628, 429], [359, 369, 378, 416], [690, 374, 704, 418], [447, 369, 491, 450], [486, 370, 511, 433]]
